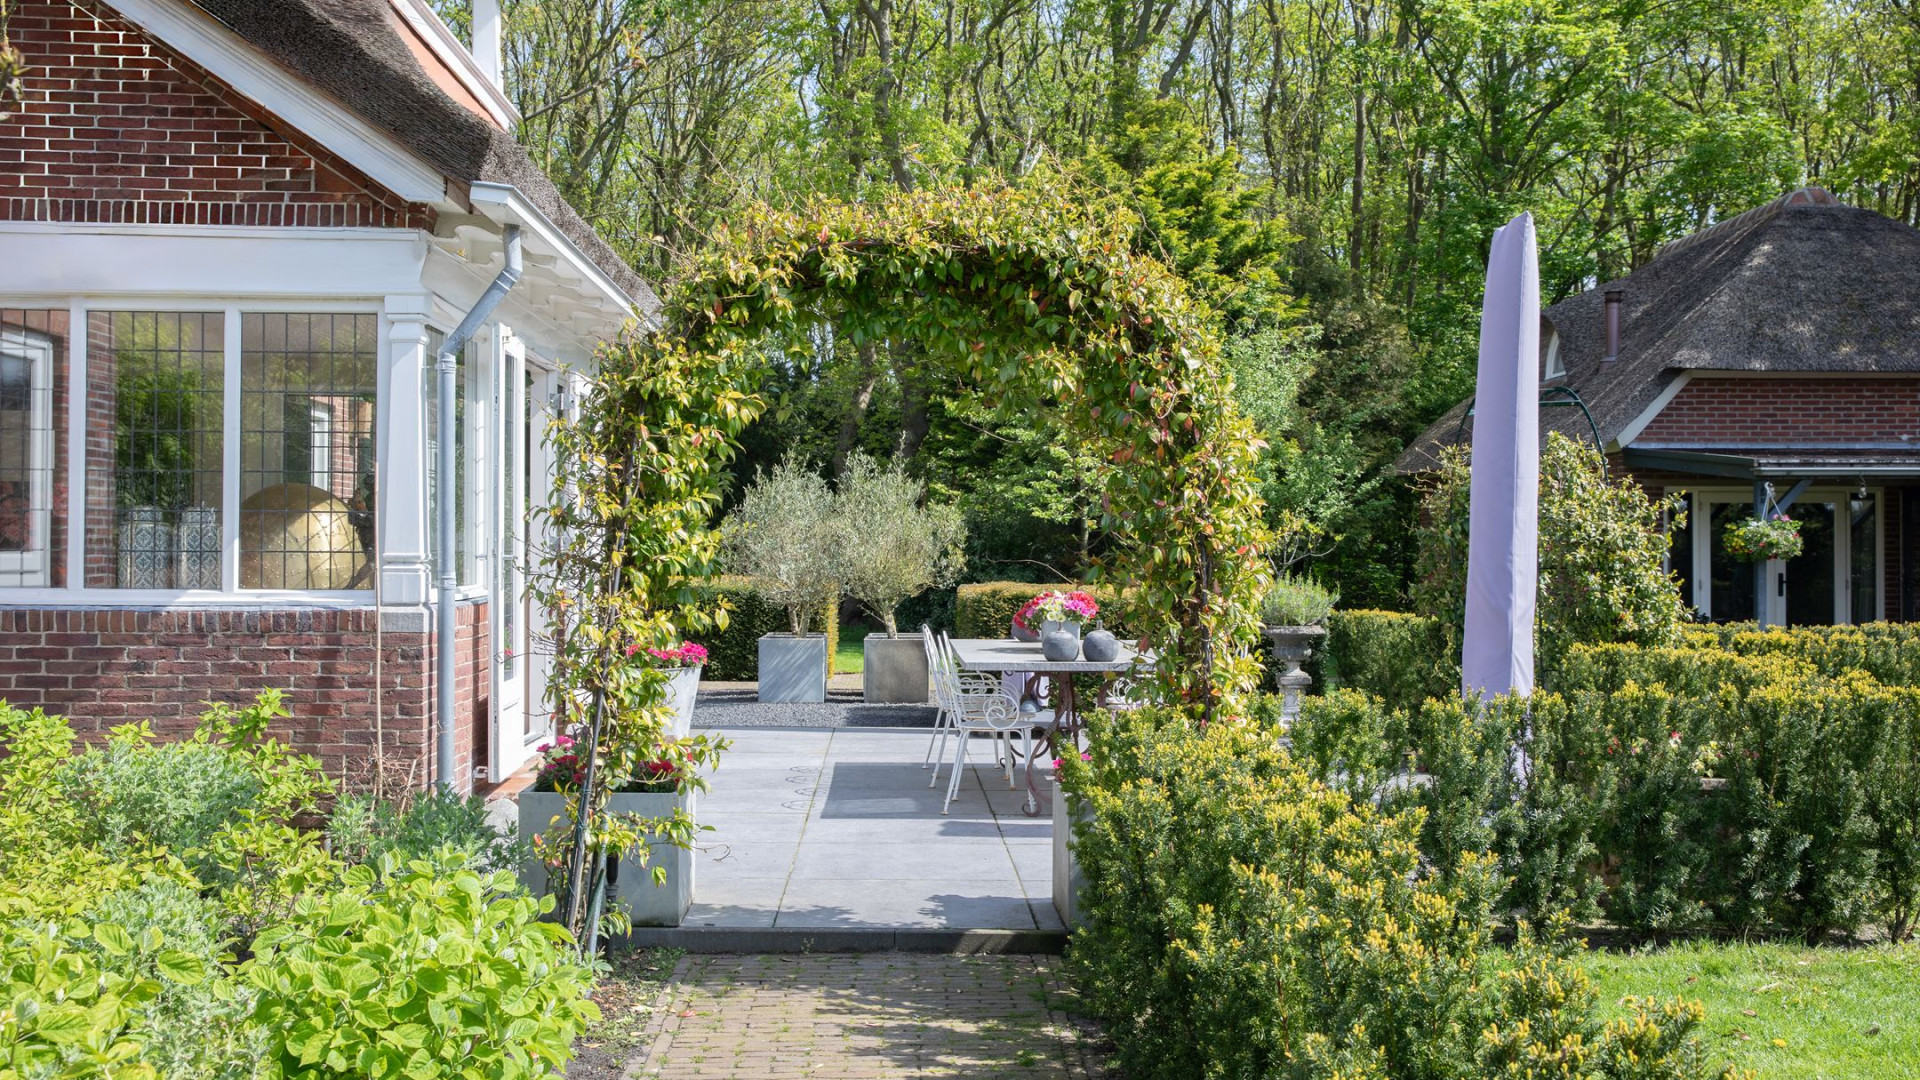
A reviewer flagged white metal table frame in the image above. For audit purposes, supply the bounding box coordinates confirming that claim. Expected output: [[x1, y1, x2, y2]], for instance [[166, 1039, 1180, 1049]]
[[945, 638, 1139, 816]]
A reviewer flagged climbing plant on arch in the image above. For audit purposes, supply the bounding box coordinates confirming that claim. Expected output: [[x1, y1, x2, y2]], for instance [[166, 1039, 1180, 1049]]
[[529, 183, 1271, 927]]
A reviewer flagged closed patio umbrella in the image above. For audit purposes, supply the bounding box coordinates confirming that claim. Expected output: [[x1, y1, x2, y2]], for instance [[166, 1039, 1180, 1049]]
[[1461, 213, 1540, 701]]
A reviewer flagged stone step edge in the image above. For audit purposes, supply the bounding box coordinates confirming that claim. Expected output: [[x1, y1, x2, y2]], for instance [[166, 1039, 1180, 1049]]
[[620, 926, 1066, 954]]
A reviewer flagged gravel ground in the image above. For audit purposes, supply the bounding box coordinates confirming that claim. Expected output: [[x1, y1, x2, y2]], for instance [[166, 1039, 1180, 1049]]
[[692, 683, 939, 728]]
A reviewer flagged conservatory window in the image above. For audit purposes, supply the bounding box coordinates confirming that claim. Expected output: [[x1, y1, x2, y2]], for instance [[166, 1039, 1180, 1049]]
[[239, 313, 378, 590], [85, 311, 226, 589], [76, 309, 379, 593], [0, 312, 64, 588]]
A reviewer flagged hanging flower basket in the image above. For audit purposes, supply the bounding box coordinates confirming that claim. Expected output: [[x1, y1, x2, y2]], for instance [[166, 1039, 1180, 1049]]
[[1724, 514, 1802, 562]]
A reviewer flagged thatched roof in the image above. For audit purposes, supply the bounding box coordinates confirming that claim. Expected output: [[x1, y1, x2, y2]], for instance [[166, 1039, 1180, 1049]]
[[188, 0, 659, 317], [1396, 188, 1920, 472]]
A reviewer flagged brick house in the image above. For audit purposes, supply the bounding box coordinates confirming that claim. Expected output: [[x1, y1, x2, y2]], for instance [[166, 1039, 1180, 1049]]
[[0, 0, 657, 789], [1400, 187, 1917, 627]]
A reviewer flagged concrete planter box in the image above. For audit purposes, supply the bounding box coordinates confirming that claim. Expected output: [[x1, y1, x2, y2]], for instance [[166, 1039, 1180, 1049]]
[[758, 633, 828, 702], [1051, 777, 1088, 930], [664, 665, 702, 739], [517, 788, 695, 928], [862, 632, 929, 703]]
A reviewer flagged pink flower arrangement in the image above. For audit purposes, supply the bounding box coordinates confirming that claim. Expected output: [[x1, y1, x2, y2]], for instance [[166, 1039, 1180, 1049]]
[[533, 735, 584, 791], [1014, 589, 1098, 631], [625, 640, 709, 668]]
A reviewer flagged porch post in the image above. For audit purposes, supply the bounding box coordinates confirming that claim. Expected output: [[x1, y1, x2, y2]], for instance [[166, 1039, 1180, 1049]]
[[1753, 480, 1770, 628], [381, 295, 433, 609]]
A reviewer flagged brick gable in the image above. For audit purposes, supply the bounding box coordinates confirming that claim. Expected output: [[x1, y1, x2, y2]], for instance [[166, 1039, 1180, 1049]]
[[0, 0, 437, 228], [1635, 376, 1920, 445]]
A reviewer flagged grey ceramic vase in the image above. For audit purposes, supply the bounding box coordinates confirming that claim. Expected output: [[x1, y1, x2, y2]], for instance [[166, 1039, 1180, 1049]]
[[1082, 628, 1121, 663], [1041, 621, 1081, 662]]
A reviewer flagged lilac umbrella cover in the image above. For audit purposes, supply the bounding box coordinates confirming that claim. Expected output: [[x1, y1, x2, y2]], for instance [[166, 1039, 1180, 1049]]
[[1461, 213, 1540, 701]]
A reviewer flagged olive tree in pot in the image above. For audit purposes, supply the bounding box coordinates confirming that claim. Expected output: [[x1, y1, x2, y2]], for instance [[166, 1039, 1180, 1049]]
[[725, 456, 844, 702], [1261, 574, 1337, 720], [837, 452, 966, 703]]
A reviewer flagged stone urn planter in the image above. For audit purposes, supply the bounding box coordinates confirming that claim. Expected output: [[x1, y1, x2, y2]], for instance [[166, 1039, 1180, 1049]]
[[758, 633, 829, 702], [863, 632, 929, 703], [516, 787, 695, 928], [1051, 775, 1088, 929], [664, 665, 702, 739], [1264, 624, 1327, 721]]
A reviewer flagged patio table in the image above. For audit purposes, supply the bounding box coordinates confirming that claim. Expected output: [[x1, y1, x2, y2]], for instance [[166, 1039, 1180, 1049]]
[[947, 637, 1139, 816]]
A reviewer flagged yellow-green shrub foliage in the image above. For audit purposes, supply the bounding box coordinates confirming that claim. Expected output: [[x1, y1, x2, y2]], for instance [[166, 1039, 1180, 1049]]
[[1322, 608, 1455, 711], [1704, 624, 1920, 688], [1058, 707, 1736, 1080]]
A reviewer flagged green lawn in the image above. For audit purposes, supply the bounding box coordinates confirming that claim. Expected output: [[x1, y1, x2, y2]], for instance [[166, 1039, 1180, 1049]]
[[1581, 941, 1920, 1080], [834, 622, 871, 674]]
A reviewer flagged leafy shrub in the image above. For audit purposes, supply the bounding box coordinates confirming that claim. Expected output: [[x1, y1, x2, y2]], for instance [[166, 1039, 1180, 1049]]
[[327, 788, 525, 877], [79, 878, 263, 1080], [1059, 706, 1735, 1080], [678, 575, 838, 679], [1259, 573, 1337, 626], [1699, 623, 1920, 688], [244, 856, 597, 1080], [0, 695, 599, 1079], [56, 725, 262, 870], [1322, 608, 1454, 711], [0, 920, 166, 1080], [1413, 433, 1689, 681]]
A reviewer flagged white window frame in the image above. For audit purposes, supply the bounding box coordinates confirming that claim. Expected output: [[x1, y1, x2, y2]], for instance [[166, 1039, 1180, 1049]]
[[1681, 487, 1885, 625], [0, 297, 384, 606], [0, 327, 55, 586], [422, 324, 492, 602], [1543, 329, 1564, 380]]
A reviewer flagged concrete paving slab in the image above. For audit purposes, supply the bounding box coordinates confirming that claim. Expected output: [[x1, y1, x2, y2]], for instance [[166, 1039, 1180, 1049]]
[[773, 879, 1037, 929], [696, 839, 799, 880], [785, 842, 1020, 882]]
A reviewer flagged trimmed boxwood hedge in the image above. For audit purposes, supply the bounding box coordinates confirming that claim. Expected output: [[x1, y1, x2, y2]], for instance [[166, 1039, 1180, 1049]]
[[953, 581, 1130, 638], [682, 576, 839, 680]]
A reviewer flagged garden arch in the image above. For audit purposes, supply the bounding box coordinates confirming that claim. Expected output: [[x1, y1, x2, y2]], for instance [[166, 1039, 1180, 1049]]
[[541, 182, 1271, 736]]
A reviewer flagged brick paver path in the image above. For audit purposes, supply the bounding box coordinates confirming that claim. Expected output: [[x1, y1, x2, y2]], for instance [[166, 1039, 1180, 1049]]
[[630, 953, 1105, 1079]]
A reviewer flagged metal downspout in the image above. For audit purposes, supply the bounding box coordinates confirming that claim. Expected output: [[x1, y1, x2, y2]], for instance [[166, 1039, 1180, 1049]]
[[436, 225, 523, 789]]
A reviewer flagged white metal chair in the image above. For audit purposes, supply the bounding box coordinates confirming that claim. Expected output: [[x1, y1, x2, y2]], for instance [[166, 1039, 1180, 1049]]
[[920, 624, 954, 770], [927, 631, 1053, 814]]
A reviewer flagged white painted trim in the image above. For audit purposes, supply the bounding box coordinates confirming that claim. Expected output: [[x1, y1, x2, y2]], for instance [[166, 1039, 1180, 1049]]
[[0, 328, 55, 586], [467, 182, 643, 325], [64, 299, 85, 591], [0, 589, 378, 608], [1610, 371, 1692, 450], [388, 0, 520, 129], [220, 309, 242, 592], [0, 227, 429, 301], [107, 0, 447, 204]]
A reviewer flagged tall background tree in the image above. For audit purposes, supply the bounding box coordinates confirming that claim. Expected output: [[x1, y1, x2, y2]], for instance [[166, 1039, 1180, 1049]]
[[436, 0, 1920, 608]]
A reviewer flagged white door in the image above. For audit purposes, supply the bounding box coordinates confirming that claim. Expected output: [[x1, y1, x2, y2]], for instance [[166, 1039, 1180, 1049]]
[[489, 335, 532, 778], [520, 363, 565, 749]]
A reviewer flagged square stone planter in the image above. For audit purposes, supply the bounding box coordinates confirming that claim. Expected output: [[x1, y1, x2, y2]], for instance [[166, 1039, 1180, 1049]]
[[758, 633, 828, 703], [664, 665, 702, 739], [517, 788, 695, 928], [1051, 777, 1088, 930], [862, 632, 929, 703]]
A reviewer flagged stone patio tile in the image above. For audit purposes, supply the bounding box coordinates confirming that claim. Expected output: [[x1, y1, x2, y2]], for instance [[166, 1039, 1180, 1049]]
[[790, 814, 1010, 845], [785, 841, 1019, 881], [681, 878, 786, 928], [696, 839, 799, 880], [773, 878, 1035, 929]]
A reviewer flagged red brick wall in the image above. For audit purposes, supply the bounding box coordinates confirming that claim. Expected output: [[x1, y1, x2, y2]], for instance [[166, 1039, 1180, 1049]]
[[1636, 376, 1920, 444], [0, 0, 436, 229], [0, 601, 494, 791]]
